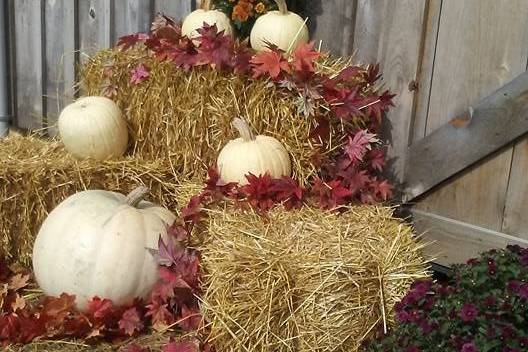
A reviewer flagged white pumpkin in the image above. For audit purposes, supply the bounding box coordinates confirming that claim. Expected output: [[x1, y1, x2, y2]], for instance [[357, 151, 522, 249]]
[[58, 96, 128, 160], [217, 118, 291, 185], [182, 0, 233, 39], [250, 0, 309, 53], [32, 186, 176, 311]]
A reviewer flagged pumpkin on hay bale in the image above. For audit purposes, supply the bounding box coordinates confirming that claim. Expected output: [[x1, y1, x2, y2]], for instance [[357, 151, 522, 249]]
[[197, 204, 429, 352], [79, 44, 374, 185], [0, 134, 183, 266]]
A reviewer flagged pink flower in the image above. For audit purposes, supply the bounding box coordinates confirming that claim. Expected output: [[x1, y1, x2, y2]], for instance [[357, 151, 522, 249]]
[[459, 303, 478, 322], [131, 63, 150, 84], [461, 342, 477, 352]]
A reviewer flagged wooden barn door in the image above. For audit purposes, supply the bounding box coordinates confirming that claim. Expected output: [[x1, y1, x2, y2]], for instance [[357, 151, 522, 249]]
[[400, 0, 528, 266]]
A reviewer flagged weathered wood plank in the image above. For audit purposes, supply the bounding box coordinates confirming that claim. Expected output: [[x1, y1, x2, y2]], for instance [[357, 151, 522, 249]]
[[14, 0, 44, 131], [154, 0, 192, 21], [502, 137, 528, 238], [410, 0, 442, 144], [405, 71, 528, 200], [44, 0, 78, 136], [353, 0, 427, 182], [114, 0, 153, 40], [302, 0, 356, 56], [413, 209, 528, 266], [412, 0, 528, 231], [78, 0, 113, 61]]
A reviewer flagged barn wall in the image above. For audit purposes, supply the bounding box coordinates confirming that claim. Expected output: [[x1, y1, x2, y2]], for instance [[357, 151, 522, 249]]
[[6, 0, 528, 265]]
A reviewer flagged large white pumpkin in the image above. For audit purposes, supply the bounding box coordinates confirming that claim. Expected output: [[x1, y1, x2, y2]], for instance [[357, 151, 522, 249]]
[[217, 118, 291, 185], [32, 187, 176, 311], [250, 0, 309, 53], [58, 96, 129, 160], [182, 0, 233, 39]]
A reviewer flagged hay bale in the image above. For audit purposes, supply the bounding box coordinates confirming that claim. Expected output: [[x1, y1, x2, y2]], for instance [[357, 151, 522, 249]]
[[199, 206, 429, 352], [80, 49, 356, 184], [0, 134, 186, 266]]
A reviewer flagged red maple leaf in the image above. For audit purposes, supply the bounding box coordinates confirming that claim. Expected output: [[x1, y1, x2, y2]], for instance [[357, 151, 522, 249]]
[[309, 116, 331, 143], [363, 63, 381, 85], [119, 307, 144, 336], [148, 235, 183, 267], [86, 296, 115, 322], [117, 33, 149, 51], [269, 177, 305, 210], [203, 167, 238, 200], [178, 305, 202, 331], [366, 90, 396, 128], [130, 63, 150, 85], [162, 339, 200, 352], [180, 195, 205, 226], [371, 179, 393, 201], [195, 23, 234, 70], [167, 224, 190, 241], [368, 148, 386, 172], [335, 66, 362, 82], [291, 41, 320, 73], [239, 173, 276, 211], [344, 130, 379, 163], [251, 50, 290, 79], [310, 178, 352, 210], [333, 88, 371, 120], [146, 300, 174, 330]]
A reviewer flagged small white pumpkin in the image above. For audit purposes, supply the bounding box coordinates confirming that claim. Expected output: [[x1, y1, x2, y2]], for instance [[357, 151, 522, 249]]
[[250, 0, 309, 53], [32, 186, 176, 311], [217, 118, 291, 185], [182, 0, 234, 39], [58, 96, 128, 160]]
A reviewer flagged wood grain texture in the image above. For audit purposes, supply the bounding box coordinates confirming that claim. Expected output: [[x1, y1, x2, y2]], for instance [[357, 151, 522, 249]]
[[353, 0, 427, 182], [405, 71, 528, 200], [502, 137, 528, 238], [14, 0, 44, 130], [413, 209, 528, 266], [415, 0, 528, 230], [44, 0, 78, 136], [154, 0, 193, 21], [114, 0, 153, 40], [410, 0, 442, 144], [78, 0, 113, 60], [301, 0, 356, 56]]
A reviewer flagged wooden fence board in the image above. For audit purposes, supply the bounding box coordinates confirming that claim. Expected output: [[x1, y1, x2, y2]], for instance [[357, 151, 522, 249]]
[[410, 0, 442, 144], [414, 0, 528, 232], [79, 0, 113, 61], [14, 0, 44, 131], [114, 0, 153, 40], [353, 0, 427, 182], [502, 137, 528, 238], [413, 209, 528, 266], [44, 0, 77, 136], [405, 71, 528, 200], [303, 0, 356, 56], [154, 0, 193, 21]]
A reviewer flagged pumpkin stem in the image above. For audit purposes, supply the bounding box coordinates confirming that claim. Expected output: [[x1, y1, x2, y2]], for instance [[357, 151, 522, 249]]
[[126, 186, 150, 207], [232, 117, 255, 141], [201, 0, 212, 10], [274, 0, 288, 14]]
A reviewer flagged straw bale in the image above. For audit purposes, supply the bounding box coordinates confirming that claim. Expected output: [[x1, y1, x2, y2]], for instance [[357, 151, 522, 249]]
[[0, 134, 186, 266], [199, 205, 429, 352], [80, 49, 357, 184]]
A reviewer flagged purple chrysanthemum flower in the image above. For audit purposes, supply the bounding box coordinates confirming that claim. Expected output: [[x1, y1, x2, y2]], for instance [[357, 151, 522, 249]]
[[460, 303, 478, 322], [461, 342, 477, 352]]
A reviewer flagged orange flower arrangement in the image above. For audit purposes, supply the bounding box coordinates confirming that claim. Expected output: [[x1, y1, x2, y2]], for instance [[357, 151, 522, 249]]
[[232, 0, 254, 22]]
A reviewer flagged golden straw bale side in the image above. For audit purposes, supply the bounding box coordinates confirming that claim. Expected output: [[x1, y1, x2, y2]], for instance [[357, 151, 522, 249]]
[[199, 206, 429, 352], [80, 49, 351, 184], [0, 134, 184, 266]]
